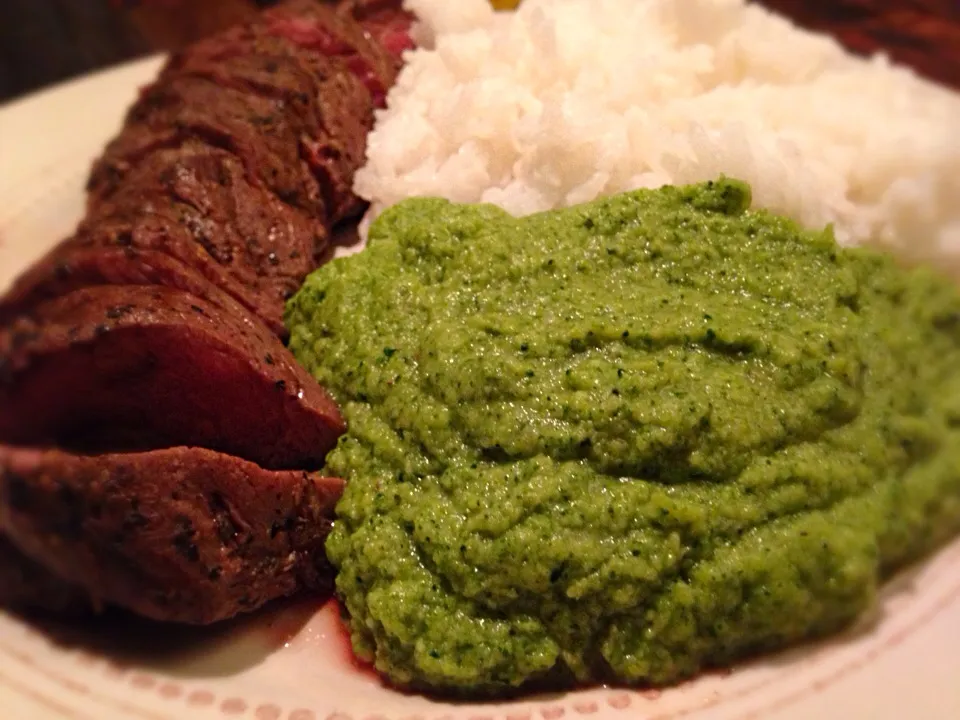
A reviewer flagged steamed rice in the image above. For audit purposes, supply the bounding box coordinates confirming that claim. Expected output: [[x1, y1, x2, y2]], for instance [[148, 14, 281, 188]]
[[354, 0, 960, 261]]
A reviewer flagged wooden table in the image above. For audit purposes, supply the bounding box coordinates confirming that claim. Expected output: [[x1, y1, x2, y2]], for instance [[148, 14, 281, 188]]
[[1, 0, 958, 104]]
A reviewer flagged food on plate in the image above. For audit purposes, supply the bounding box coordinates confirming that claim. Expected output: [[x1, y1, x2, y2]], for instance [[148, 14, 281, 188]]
[[0, 0, 412, 623], [0, 228, 290, 333], [1, 0, 957, 702], [17, 143, 332, 338], [356, 0, 960, 263], [0, 445, 343, 624], [0, 286, 343, 467], [338, 0, 418, 58], [91, 2, 399, 231], [260, 0, 408, 109], [287, 179, 960, 692]]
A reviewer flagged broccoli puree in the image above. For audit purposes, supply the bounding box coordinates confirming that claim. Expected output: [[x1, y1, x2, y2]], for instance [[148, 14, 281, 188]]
[[286, 179, 960, 693]]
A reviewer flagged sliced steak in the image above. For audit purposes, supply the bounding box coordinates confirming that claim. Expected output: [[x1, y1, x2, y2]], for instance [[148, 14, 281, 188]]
[[336, 0, 416, 61], [5, 208, 289, 336], [0, 534, 93, 616], [89, 77, 325, 221], [90, 143, 322, 312], [264, 0, 399, 107], [160, 33, 374, 224], [0, 285, 344, 468], [0, 445, 343, 625], [0, 244, 269, 332], [165, 0, 400, 102], [0, 0, 414, 626]]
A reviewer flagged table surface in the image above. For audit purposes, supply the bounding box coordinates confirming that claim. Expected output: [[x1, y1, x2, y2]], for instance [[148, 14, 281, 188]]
[[1, 0, 959, 105]]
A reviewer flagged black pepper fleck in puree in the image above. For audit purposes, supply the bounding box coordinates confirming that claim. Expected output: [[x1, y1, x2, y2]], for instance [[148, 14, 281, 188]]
[[285, 178, 960, 695]]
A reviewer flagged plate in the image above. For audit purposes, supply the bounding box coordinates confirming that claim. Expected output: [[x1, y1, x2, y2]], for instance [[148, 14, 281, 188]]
[[1, 56, 959, 720]]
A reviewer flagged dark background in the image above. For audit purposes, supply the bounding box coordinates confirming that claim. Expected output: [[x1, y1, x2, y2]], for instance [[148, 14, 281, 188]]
[[1, 0, 959, 104]]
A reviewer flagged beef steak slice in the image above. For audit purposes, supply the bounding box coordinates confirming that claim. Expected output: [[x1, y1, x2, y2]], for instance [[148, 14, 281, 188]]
[[0, 445, 343, 624], [89, 76, 326, 222], [0, 243, 282, 334], [265, 0, 399, 107], [161, 35, 373, 224], [335, 0, 416, 61], [90, 143, 323, 311], [2, 200, 294, 337], [0, 285, 344, 468]]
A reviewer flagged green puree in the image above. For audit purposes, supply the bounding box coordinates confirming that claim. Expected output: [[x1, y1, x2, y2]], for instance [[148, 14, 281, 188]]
[[286, 179, 960, 693]]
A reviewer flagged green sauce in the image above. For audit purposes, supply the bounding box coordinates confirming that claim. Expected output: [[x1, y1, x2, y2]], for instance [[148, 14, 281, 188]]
[[286, 179, 960, 693]]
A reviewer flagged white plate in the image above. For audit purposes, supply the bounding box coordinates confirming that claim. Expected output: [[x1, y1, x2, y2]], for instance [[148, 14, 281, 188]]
[[1, 56, 959, 720]]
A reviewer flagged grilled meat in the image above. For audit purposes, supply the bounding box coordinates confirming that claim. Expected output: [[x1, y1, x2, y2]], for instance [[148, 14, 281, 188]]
[[0, 0, 412, 624], [0, 445, 343, 624]]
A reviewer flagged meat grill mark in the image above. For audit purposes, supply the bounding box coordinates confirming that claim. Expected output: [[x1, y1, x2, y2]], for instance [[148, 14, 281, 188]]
[[209, 491, 242, 546], [173, 515, 201, 563], [4, 470, 31, 513], [106, 304, 135, 319]]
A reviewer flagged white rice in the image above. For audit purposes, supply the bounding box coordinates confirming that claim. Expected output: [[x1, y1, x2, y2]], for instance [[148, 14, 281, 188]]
[[354, 0, 960, 263]]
